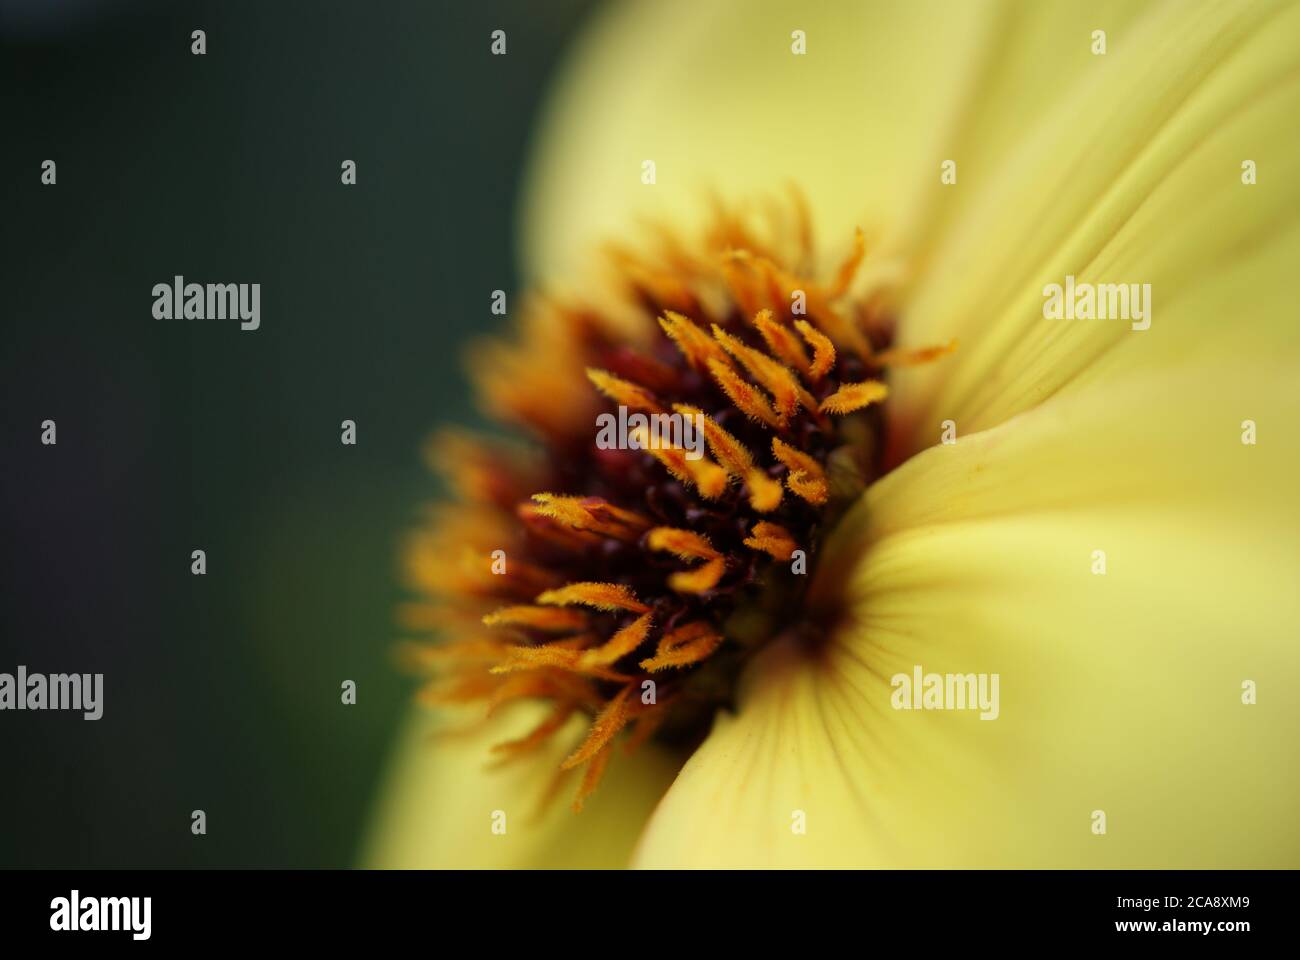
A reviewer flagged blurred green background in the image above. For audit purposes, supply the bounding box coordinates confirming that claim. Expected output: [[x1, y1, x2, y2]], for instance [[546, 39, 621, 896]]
[[0, 0, 597, 866]]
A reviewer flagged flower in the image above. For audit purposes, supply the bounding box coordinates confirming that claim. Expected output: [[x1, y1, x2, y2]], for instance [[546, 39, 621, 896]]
[[366, 0, 1300, 868]]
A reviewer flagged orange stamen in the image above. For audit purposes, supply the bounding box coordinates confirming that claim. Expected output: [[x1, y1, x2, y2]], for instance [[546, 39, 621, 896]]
[[536, 582, 651, 614], [794, 319, 836, 383], [829, 227, 866, 297], [744, 468, 784, 512], [712, 324, 815, 421], [639, 621, 725, 671], [668, 557, 726, 594], [622, 706, 666, 755], [490, 702, 577, 760], [772, 437, 829, 506], [561, 684, 637, 769], [870, 339, 958, 367], [671, 404, 753, 476], [486, 671, 599, 714], [490, 642, 633, 682], [517, 502, 604, 549], [645, 527, 721, 562], [752, 309, 812, 376], [585, 367, 664, 413], [571, 743, 614, 812], [481, 605, 589, 632], [529, 493, 651, 541], [631, 426, 729, 499], [743, 521, 799, 561], [819, 380, 889, 415], [658, 311, 728, 371], [578, 612, 655, 668], [707, 358, 782, 428]]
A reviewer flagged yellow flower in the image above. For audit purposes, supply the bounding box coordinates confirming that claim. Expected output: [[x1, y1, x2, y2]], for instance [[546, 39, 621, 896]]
[[366, 0, 1300, 868]]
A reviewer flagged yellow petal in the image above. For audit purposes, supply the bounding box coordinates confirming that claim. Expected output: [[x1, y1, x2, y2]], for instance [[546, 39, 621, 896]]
[[364, 705, 678, 868], [890, 0, 1300, 456], [520, 0, 989, 281], [635, 350, 1300, 867]]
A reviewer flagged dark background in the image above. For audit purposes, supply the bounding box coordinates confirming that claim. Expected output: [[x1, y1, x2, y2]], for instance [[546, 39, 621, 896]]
[[0, 0, 596, 867]]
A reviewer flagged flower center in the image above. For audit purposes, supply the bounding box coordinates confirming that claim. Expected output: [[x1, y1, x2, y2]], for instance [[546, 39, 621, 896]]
[[403, 200, 954, 810]]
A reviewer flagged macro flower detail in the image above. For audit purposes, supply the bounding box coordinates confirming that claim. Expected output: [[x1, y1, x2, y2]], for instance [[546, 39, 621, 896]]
[[369, 0, 1300, 869], [402, 204, 953, 812]]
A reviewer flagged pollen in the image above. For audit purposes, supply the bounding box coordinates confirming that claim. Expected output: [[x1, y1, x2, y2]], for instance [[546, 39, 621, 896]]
[[403, 196, 954, 811]]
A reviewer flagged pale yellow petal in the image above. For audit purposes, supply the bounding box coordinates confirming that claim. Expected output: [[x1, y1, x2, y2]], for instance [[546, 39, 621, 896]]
[[905, 0, 1154, 261], [890, 0, 1300, 455], [365, 704, 677, 868], [520, 0, 989, 281]]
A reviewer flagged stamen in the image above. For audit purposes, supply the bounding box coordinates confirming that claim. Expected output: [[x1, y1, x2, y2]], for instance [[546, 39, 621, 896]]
[[646, 527, 721, 561], [772, 437, 829, 506], [489, 702, 577, 760], [487, 671, 599, 714], [828, 227, 867, 297], [469, 553, 559, 595], [398, 637, 506, 667], [711, 324, 812, 422], [794, 319, 836, 383], [571, 743, 614, 812], [417, 673, 500, 706], [667, 557, 727, 594], [585, 367, 664, 413], [706, 358, 783, 428], [659, 311, 729, 371], [752, 309, 812, 376], [407, 204, 959, 812], [425, 429, 538, 507], [561, 684, 637, 769], [743, 521, 799, 561], [489, 642, 633, 682], [578, 612, 655, 667], [631, 426, 729, 498], [517, 502, 605, 549], [536, 582, 652, 613], [639, 621, 725, 671], [671, 404, 754, 476], [871, 339, 959, 367], [622, 706, 667, 755], [819, 379, 890, 415], [744, 469, 784, 512], [529, 493, 651, 541], [482, 605, 589, 632], [718, 250, 766, 319]]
